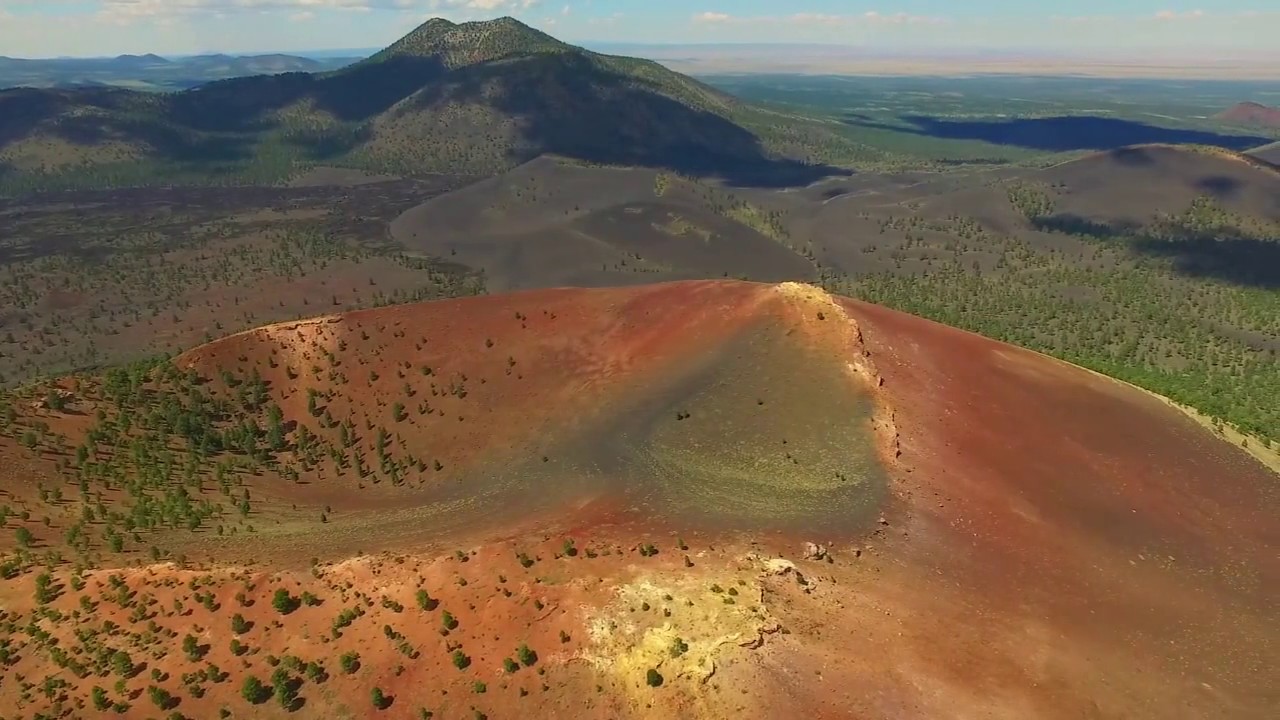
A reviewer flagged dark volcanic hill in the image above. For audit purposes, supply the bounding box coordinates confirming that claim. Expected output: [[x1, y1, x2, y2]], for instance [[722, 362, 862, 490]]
[[0, 17, 853, 188], [111, 53, 172, 68], [1032, 144, 1280, 224], [1216, 101, 1280, 128], [1249, 141, 1280, 163]]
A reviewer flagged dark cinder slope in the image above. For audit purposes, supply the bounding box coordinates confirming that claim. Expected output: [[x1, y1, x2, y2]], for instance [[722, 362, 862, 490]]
[[390, 157, 816, 290], [1034, 144, 1280, 224], [1249, 141, 1280, 164]]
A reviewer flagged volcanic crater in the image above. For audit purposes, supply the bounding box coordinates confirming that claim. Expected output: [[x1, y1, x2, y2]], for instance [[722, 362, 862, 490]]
[[1, 280, 1275, 720]]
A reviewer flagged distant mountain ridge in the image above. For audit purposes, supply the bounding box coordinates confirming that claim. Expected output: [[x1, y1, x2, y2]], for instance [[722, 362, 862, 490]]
[[0, 16, 861, 193], [0, 52, 358, 92]]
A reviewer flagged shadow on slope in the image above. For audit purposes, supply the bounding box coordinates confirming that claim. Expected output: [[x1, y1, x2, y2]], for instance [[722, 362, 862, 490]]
[[0, 87, 146, 145], [1130, 232, 1280, 289], [403, 53, 846, 187], [167, 56, 450, 130], [842, 115, 1270, 152], [1034, 213, 1280, 289], [0, 86, 268, 166]]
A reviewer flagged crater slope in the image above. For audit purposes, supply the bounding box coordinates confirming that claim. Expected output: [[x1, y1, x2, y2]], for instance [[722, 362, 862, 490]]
[[170, 280, 892, 542], [0, 280, 1274, 720]]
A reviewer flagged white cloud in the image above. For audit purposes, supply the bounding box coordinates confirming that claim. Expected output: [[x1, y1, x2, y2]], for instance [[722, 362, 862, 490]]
[[693, 12, 731, 24], [85, 0, 543, 26], [586, 11, 621, 26], [90, 0, 539, 20], [693, 10, 944, 27], [860, 11, 945, 26], [1154, 9, 1206, 21], [787, 13, 840, 24]]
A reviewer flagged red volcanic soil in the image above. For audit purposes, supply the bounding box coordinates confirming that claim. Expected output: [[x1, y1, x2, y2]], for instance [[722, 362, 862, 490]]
[[816, 296, 1278, 719], [1216, 101, 1280, 128], [0, 280, 1276, 719]]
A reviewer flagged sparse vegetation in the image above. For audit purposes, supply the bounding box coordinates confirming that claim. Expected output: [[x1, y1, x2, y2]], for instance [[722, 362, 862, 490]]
[[0, 31, 1275, 720]]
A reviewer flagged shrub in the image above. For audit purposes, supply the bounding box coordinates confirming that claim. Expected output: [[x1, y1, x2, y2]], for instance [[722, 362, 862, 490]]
[[182, 634, 205, 661], [503, 657, 519, 673], [516, 644, 537, 667], [451, 650, 470, 670], [340, 652, 360, 674], [147, 685, 173, 710], [646, 668, 664, 687], [111, 651, 134, 678], [241, 675, 269, 704], [273, 671, 298, 708], [34, 573, 56, 604], [272, 589, 300, 615], [371, 687, 389, 710]]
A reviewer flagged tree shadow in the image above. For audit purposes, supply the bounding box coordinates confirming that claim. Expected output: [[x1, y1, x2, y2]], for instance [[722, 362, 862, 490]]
[[1033, 213, 1280, 288], [841, 114, 1270, 152]]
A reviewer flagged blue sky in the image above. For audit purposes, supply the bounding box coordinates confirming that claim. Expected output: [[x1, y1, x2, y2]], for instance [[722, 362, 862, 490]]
[[0, 1, 1276, 58]]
